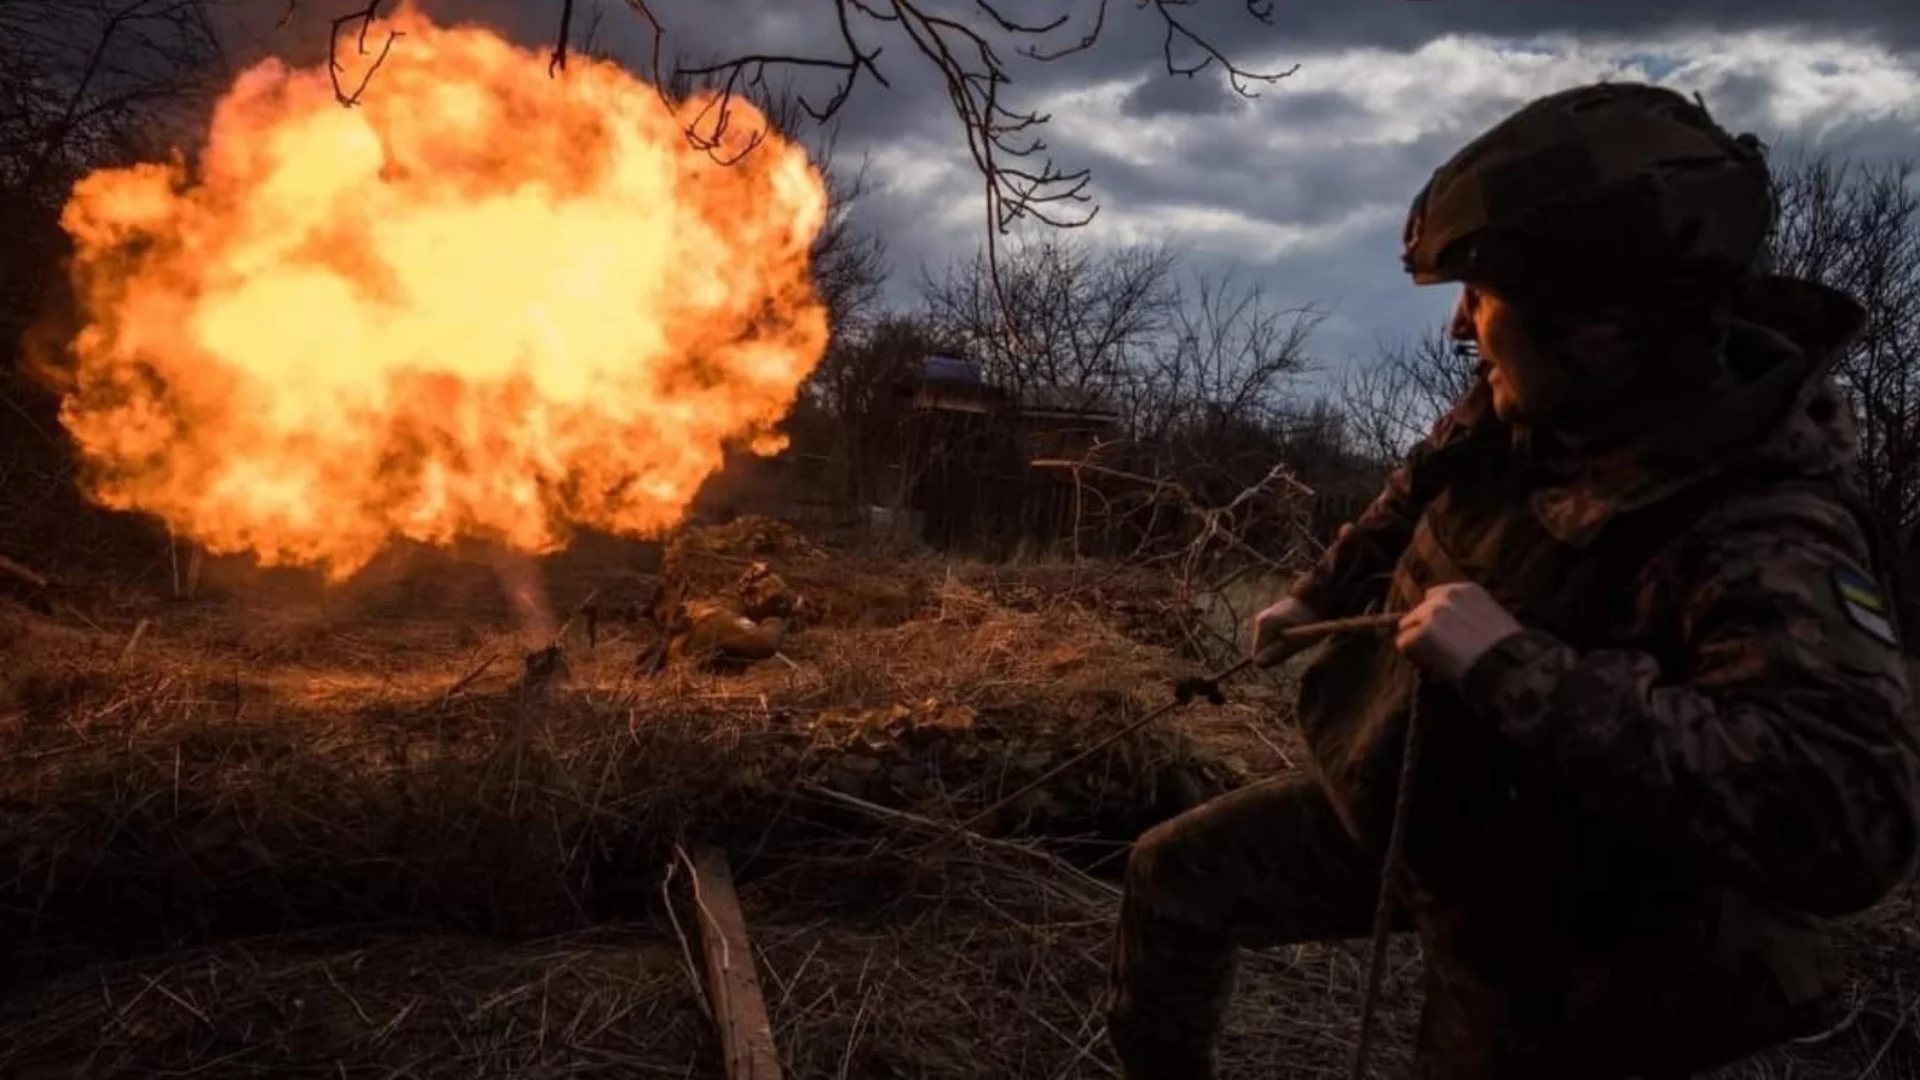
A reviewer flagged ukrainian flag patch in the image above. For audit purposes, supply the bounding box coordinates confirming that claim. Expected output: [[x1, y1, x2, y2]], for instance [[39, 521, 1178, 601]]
[[1833, 567, 1900, 648]]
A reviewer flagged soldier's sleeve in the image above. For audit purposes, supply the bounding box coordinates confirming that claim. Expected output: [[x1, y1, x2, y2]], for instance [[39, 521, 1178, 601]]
[[1290, 378, 1494, 618], [1460, 487, 1920, 917]]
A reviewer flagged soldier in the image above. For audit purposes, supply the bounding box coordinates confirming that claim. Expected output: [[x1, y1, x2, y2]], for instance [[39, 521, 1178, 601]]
[[1103, 83, 1920, 1079]]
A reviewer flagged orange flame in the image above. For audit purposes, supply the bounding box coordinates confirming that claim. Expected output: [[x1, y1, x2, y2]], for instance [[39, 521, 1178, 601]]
[[47, 9, 829, 580]]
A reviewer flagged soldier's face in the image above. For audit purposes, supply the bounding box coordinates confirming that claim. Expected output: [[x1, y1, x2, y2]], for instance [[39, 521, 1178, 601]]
[[1453, 286, 1574, 423]]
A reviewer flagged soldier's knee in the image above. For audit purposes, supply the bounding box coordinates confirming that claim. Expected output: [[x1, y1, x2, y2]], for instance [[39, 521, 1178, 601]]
[[1126, 817, 1185, 890], [1126, 812, 1228, 927]]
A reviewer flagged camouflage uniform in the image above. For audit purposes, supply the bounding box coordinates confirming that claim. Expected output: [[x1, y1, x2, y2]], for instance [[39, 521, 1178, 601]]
[[1107, 272, 1920, 1080], [1105, 85, 1920, 1080]]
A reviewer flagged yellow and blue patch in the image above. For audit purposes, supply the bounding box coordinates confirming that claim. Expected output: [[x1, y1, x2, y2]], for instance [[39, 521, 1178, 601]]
[[1832, 567, 1900, 649]]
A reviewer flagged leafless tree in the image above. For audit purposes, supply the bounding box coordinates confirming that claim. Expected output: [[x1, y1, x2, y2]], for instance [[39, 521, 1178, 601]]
[[1338, 321, 1476, 463], [1133, 271, 1322, 444], [921, 235, 1319, 454], [1269, 397, 1364, 485], [920, 235, 1180, 404], [1765, 151, 1920, 618], [806, 154, 889, 341], [0, 0, 232, 569], [1, 0, 229, 354], [1119, 270, 1323, 564], [921, 233, 1331, 580]]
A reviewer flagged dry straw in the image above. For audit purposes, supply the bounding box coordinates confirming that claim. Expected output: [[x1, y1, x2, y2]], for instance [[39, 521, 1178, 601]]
[[0, 524, 1908, 1078]]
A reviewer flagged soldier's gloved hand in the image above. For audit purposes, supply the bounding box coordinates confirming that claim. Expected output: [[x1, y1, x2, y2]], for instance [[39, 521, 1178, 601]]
[[1395, 582, 1523, 683], [1251, 594, 1319, 668]]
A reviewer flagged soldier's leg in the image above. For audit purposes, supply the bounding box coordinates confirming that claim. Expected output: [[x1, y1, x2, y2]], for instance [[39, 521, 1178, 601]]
[[1104, 774, 1393, 1079]]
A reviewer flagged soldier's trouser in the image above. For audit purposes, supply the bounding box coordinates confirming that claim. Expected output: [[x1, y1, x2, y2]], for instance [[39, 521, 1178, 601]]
[[1102, 776, 1709, 1080], [1103, 775, 1403, 1079]]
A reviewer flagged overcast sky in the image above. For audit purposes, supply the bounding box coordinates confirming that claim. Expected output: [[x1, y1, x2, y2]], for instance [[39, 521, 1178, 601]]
[[223, 0, 1920, 390]]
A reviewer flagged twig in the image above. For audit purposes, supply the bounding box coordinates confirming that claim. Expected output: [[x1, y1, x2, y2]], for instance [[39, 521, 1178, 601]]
[[0, 553, 50, 591], [328, 0, 403, 107], [1854, 994, 1920, 1079], [301, 0, 1300, 354], [118, 618, 151, 664], [549, 0, 577, 75], [798, 784, 1118, 902], [662, 849, 715, 1023], [438, 653, 498, 706]]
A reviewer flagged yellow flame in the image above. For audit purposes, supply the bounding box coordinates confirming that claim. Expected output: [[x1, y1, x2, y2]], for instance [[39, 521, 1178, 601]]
[[48, 8, 830, 580]]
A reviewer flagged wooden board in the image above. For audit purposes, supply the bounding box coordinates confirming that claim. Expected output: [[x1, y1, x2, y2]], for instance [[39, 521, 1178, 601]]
[[690, 845, 784, 1080]]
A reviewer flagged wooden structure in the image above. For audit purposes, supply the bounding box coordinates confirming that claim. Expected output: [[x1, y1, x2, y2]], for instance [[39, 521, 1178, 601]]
[[690, 846, 784, 1080], [894, 352, 1016, 549], [1018, 390, 1125, 554], [892, 354, 1125, 553]]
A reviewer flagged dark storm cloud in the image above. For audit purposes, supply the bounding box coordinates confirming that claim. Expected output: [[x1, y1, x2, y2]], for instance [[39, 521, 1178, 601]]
[[200, 0, 1920, 375], [217, 0, 1920, 129], [973, 0, 1920, 83], [1261, 89, 1372, 126], [1290, 0, 1920, 50], [1119, 70, 1248, 118], [1698, 72, 1779, 125], [1066, 123, 1444, 235]]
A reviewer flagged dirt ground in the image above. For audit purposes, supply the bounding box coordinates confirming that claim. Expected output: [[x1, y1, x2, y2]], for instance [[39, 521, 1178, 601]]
[[0, 517, 1914, 1079]]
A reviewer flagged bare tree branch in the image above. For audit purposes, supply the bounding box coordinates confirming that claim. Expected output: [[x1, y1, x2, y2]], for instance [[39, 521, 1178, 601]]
[[289, 0, 1307, 312], [1338, 323, 1476, 463], [922, 235, 1182, 400], [327, 0, 401, 107], [639, 49, 888, 338], [1, 0, 227, 350]]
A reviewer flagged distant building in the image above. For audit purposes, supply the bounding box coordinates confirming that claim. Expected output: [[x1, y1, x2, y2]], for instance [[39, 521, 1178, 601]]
[[881, 353, 1125, 551], [1018, 385, 1122, 461], [905, 352, 1003, 413]]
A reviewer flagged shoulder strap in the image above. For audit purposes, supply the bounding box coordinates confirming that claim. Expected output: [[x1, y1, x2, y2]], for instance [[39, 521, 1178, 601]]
[[1603, 461, 1799, 560]]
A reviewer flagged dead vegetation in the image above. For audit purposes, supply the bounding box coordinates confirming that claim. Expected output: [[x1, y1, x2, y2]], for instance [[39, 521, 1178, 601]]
[[0, 519, 1912, 1078]]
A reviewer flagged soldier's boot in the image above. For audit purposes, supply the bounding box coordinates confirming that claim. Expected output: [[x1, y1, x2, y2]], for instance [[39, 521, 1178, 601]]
[[1103, 904, 1234, 1079]]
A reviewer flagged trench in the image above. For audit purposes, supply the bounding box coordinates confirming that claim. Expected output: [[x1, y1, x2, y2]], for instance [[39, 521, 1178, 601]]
[[0, 674, 1232, 996]]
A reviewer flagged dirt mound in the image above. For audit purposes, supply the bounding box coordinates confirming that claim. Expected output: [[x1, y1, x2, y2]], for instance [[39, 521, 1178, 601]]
[[675, 515, 827, 564], [653, 518, 930, 632]]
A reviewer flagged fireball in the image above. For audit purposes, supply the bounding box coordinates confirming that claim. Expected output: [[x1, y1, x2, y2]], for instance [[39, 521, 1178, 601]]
[[46, 8, 830, 580]]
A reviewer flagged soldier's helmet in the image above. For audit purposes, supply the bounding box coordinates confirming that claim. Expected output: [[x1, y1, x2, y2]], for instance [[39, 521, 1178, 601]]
[[1401, 83, 1774, 315]]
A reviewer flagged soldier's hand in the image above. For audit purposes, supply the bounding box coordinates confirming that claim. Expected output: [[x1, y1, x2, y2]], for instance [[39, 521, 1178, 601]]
[[1251, 595, 1319, 667], [1395, 582, 1523, 683]]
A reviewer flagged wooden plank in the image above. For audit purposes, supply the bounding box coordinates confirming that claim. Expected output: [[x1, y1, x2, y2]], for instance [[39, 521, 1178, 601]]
[[689, 845, 784, 1080]]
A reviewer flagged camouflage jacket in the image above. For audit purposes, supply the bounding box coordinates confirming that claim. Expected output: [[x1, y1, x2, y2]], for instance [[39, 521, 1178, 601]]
[[1287, 276, 1920, 1072]]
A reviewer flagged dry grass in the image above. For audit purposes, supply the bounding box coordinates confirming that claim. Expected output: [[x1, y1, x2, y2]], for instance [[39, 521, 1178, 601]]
[[0, 520, 1912, 1078]]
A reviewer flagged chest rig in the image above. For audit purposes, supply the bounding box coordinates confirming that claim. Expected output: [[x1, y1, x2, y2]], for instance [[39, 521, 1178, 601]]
[[1392, 451, 1658, 651], [1395, 436, 1714, 943]]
